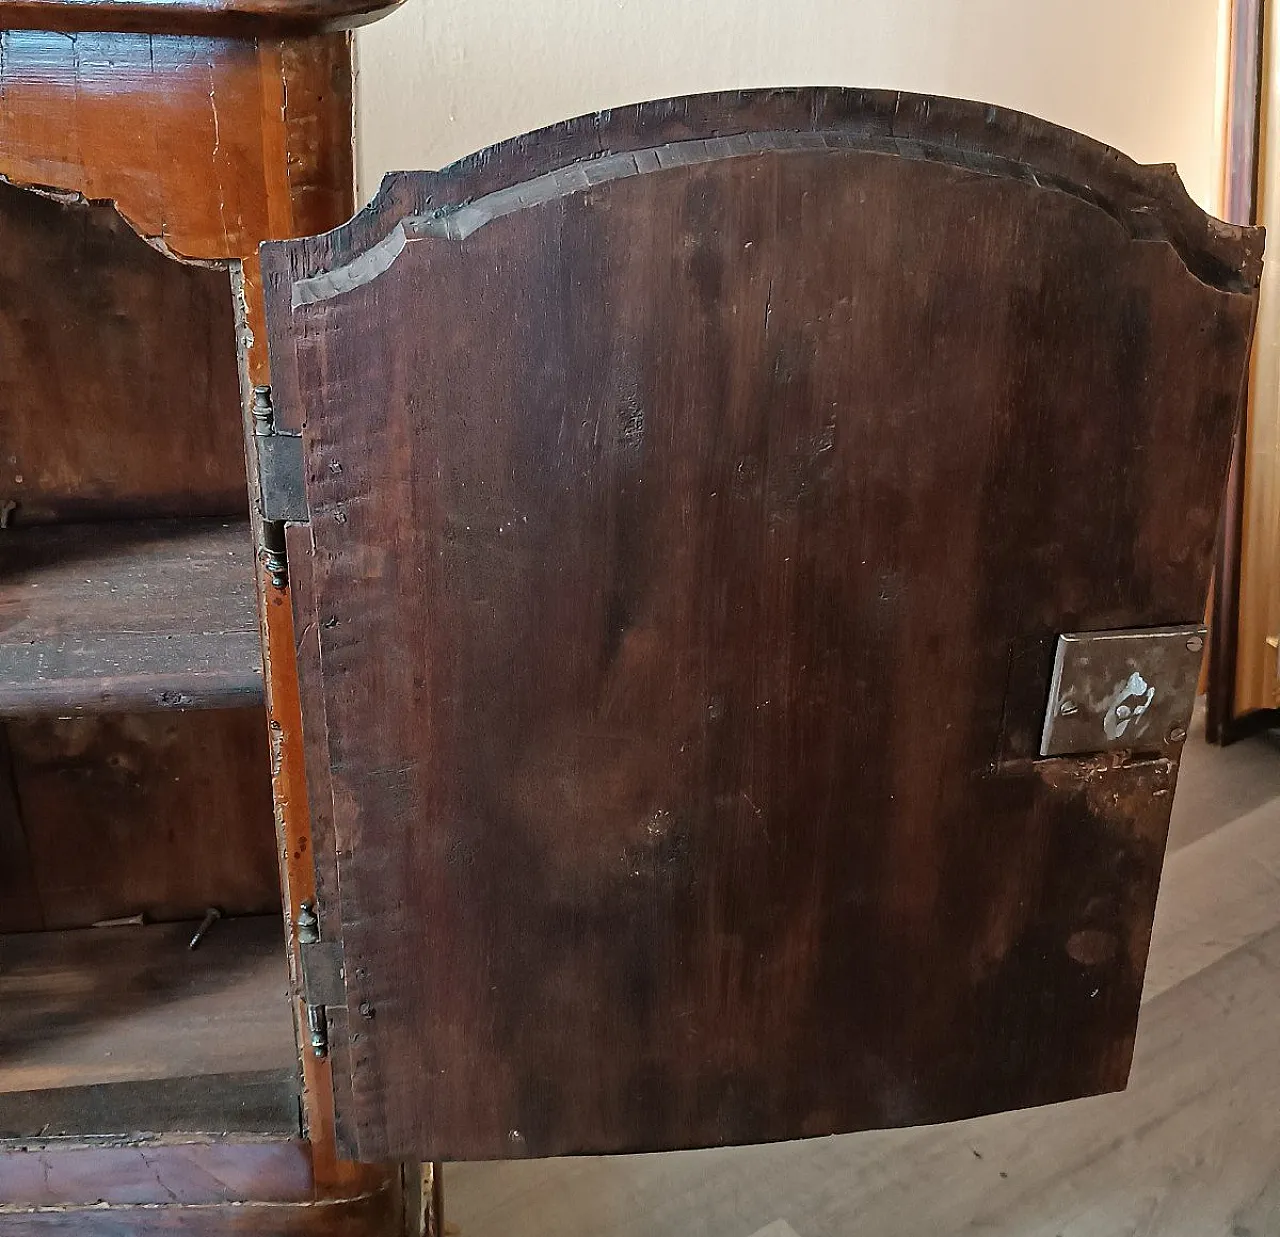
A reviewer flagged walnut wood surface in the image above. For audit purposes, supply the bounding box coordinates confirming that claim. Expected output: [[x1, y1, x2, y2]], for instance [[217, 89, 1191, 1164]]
[[0, 522, 279, 932], [0, 1070, 298, 1141], [4, 710, 278, 929], [0, 1142, 400, 1234], [0, 101, 277, 945], [0, 730, 39, 932], [0, 31, 352, 263], [265, 89, 1262, 1161], [0, 0, 400, 36], [0, 916, 294, 1094], [0, 180, 244, 526], [0, 519, 261, 714], [0, 1141, 319, 1204]]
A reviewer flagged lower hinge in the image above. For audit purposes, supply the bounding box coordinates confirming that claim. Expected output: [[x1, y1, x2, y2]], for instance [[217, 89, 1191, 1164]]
[[251, 385, 307, 589], [297, 900, 345, 1060]]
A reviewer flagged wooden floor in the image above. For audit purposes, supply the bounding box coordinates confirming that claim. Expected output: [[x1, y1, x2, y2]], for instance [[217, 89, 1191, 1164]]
[[446, 712, 1280, 1237]]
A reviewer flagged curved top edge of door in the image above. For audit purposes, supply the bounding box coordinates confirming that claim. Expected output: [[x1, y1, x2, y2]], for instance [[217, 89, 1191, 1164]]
[[263, 86, 1265, 297]]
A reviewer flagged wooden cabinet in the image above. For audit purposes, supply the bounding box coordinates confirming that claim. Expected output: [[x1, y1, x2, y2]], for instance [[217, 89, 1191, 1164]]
[[0, 5, 409, 1232], [0, 44, 1260, 1232]]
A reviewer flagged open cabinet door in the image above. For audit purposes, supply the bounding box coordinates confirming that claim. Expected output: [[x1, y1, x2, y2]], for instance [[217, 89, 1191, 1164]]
[[261, 89, 1262, 1164]]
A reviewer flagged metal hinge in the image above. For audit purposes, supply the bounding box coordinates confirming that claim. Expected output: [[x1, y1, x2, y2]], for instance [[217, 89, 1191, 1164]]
[[251, 385, 307, 589], [296, 899, 344, 1060]]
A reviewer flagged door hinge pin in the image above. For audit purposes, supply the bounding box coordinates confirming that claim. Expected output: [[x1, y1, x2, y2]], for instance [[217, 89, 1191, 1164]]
[[251, 384, 275, 436], [251, 384, 307, 590], [297, 898, 320, 943], [306, 1003, 329, 1059], [296, 900, 333, 1058]]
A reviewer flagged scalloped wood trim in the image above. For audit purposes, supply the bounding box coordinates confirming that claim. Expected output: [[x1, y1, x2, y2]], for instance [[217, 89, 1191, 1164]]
[[270, 88, 1264, 302]]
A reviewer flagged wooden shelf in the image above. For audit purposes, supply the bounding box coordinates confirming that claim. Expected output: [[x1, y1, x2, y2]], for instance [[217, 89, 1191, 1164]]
[[0, 915, 298, 1140], [0, 519, 263, 716]]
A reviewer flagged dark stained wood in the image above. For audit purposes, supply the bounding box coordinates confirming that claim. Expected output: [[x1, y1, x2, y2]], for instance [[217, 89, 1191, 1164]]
[[0, 0, 400, 37], [0, 1141, 319, 1204], [0, 180, 244, 527], [1208, 0, 1268, 745], [0, 1198, 398, 1235], [0, 729, 40, 933], [264, 88, 1262, 424], [0, 917, 294, 1095], [0, 1142, 401, 1235], [0, 1071, 298, 1141], [0, 519, 261, 715], [6, 712, 278, 929], [263, 89, 1263, 1161]]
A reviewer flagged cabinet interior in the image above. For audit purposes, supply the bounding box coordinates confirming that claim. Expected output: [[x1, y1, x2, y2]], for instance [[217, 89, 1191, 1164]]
[[0, 178, 295, 1141]]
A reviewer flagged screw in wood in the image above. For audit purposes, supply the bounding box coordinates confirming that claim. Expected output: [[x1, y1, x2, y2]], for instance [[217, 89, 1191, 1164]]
[[188, 907, 222, 950]]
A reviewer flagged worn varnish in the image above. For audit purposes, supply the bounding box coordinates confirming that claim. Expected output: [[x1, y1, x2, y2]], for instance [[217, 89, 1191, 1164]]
[[0, 1143, 400, 1235], [263, 89, 1263, 1162], [0, 30, 353, 263]]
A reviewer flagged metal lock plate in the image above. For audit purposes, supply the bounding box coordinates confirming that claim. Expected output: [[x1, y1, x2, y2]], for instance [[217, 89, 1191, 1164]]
[[1040, 625, 1206, 757]]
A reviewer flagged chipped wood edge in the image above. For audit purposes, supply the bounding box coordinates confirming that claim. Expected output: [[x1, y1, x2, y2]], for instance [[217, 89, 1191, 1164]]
[[268, 87, 1266, 304]]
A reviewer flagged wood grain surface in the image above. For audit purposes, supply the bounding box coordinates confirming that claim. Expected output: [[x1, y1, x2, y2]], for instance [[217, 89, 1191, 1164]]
[[0, 1141, 401, 1235], [0, 916, 294, 1094], [0, 25, 367, 1173], [0, 1141, 319, 1205], [0, 13, 401, 1204], [0, 31, 352, 264], [0, 0, 400, 37], [0, 730, 40, 933], [4, 710, 278, 929], [265, 89, 1262, 1162], [0, 519, 261, 715], [0, 1071, 298, 1141], [0, 129, 276, 938], [443, 727, 1280, 1237], [0, 180, 244, 526]]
